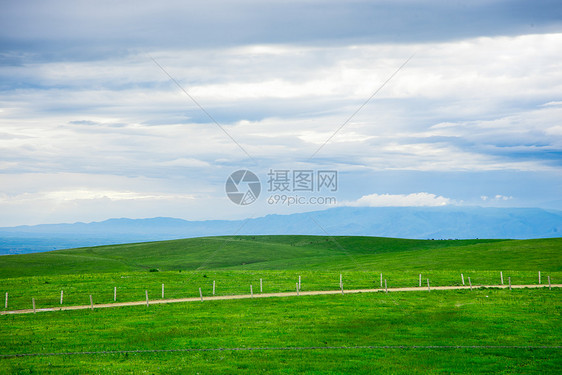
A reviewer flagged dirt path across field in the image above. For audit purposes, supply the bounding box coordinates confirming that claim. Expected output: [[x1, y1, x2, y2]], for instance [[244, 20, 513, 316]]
[[2, 284, 559, 315]]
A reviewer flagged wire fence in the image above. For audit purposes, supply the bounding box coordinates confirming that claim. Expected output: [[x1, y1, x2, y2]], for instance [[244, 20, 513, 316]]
[[2, 270, 558, 312], [2, 345, 561, 359]]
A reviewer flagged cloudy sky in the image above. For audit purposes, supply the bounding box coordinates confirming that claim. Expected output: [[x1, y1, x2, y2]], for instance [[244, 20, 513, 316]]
[[1, 0, 561, 226]]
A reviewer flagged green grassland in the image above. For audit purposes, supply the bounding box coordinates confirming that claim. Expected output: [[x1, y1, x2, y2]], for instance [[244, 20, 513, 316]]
[[1, 235, 561, 373], [1, 290, 561, 374], [1, 236, 561, 277]]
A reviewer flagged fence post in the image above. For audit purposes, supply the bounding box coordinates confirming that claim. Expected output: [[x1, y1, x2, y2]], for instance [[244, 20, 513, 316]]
[[385, 279, 388, 293], [32, 298, 36, 313], [296, 283, 299, 296], [199, 288, 203, 302], [468, 277, 472, 291], [162, 284, 165, 299], [114, 287, 116, 302], [5, 292, 8, 309], [508, 277, 512, 291], [427, 279, 430, 292], [548, 276, 551, 290], [250, 285, 253, 298], [60, 290, 63, 305], [90, 295, 93, 310], [500, 271, 504, 285], [260, 278, 263, 293], [213, 280, 216, 296], [380, 273, 383, 288], [340, 274, 343, 290], [419, 274, 422, 287], [538, 271, 541, 284], [145, 290, 149, 307], [461, 273, 465, 285]]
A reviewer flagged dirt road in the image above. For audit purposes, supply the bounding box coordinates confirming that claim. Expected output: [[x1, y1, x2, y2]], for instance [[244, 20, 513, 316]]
[[2, 284, 559, 315]]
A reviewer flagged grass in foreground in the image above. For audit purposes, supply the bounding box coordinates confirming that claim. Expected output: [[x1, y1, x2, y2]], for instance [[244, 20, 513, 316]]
[[1, 289, 561, 374]]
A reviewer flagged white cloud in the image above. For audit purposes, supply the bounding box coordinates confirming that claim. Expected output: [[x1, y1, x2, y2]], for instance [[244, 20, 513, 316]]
[[341, 192, 453, 207], [42, 189, 196, 202], [480, 195, 514, 202], [494, 195, 513, 201], [0, 173, 215, 226], [0, 189, 196, 203]]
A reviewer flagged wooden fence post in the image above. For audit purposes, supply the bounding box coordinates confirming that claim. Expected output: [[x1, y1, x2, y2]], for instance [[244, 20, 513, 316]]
[[213, 280, 216, 296], [340, 274, 343, 290], [5, 292, 8, 309], [32, 298, 36, 313], [90, 295, 93, 310], [60, 290, 63, 305], [419, 274, 422, 287], [538, 271, 541, 284], [260, 278, 263, 293], [145, 290, 149, 307], [461, 273, 465, 285], [380, 273, 383, 288], [500, 271, 504, 285], [199, 288, 203, 302], [250, 285, 253, 297], [162, 284, 165, 299], [114, 287, 116, 302]]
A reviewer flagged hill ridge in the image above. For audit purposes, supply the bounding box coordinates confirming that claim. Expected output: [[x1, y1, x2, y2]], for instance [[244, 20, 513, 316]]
[[1, 206, 562, 254], [0, 235, 560, 278]]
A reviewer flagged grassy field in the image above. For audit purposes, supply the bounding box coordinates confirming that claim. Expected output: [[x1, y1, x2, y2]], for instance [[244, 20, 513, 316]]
[[1, 289, 561, 374], [1, 235, 561, 373], [1, 236, 561, 278]]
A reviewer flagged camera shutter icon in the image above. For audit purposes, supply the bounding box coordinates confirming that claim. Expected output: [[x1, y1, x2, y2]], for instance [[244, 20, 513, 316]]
[[225, 170, 261, 205]]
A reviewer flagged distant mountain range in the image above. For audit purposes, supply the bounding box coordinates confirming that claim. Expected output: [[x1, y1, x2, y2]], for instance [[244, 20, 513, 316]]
[[1, 206, 561, 255]]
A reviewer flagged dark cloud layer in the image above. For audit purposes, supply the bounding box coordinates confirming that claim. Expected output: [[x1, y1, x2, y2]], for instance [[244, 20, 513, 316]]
[[1, 0, 561, 61]]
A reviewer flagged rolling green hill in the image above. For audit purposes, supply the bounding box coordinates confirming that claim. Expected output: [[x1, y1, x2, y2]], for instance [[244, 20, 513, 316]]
[[1, 235, 560, 278], [1, 236, 561, 374]]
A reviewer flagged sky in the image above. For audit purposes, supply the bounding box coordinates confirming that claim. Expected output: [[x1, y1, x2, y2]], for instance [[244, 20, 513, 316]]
[[0, 0, 561, 227]]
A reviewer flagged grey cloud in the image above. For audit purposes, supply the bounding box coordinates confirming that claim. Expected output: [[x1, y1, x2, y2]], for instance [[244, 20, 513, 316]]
[[68, 120, 98, 125], [1, 0, 561, 61], [68, 120, 127, 128]]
